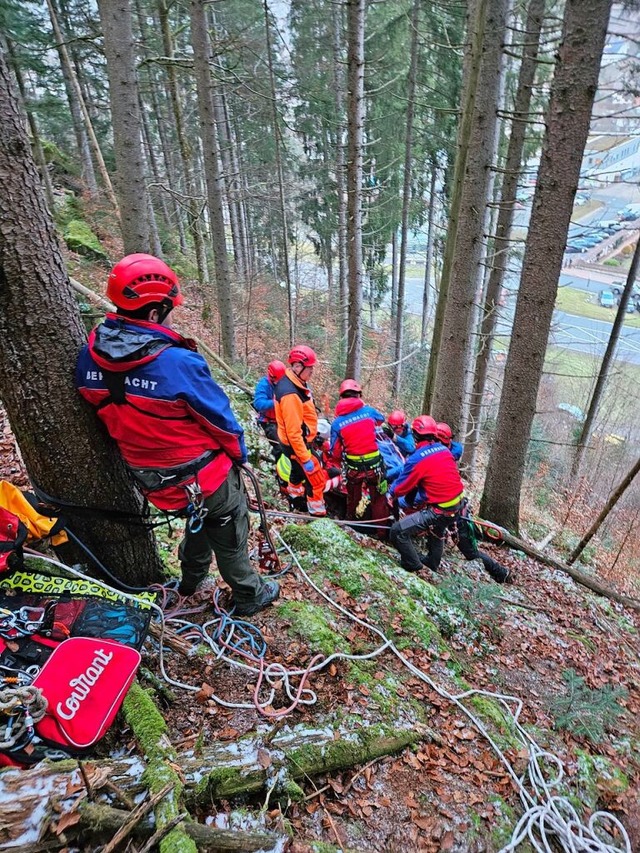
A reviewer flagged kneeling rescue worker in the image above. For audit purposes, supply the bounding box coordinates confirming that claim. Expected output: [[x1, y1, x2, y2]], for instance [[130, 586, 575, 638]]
[[76, 253, 279, 615], [388, 416, 511, 583], [274, 346, 327, 515]]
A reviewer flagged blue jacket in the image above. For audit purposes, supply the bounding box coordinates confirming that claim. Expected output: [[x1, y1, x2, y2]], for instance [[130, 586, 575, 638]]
[[253, 375, 277, 423], [376, 430, 405, 483], [76, 314, 247, 509], [394, 425, 415, 457], [449, 440, 463, 462]]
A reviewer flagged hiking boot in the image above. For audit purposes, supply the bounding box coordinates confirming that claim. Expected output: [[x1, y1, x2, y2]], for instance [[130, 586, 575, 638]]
[[233, 580, 280, 617], [489, 565, 513, 584], [420, 555, 439, 572], [307, 499, 327, 516], [178, 576, 217, 597]]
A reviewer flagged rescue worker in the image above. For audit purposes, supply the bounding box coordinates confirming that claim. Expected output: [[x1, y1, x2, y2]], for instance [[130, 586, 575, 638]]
[[389, 416, 511, 583], [76, 254, 279, 615], [436, 422, 463, 462], [274, 345, 327, 515], [330, 379, 388, 537], [385, 410, 415, 457], [253, 360, 287, 460]]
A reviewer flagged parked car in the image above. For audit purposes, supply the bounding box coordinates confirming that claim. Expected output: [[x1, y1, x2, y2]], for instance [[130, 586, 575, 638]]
[[565, 245, 584, 254], [599, 290, 616, 308]]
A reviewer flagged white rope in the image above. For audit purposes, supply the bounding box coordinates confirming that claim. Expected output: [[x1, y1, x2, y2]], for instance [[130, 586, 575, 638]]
[[21, 548, 632, 851]]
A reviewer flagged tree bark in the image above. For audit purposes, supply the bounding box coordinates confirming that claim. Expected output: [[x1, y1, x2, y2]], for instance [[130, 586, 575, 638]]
[[97, 0, 151, 254], [480, 0, 613, 532], [332, 1, 349, 352], [190, 0, 236, 363], [0, 51, 164, 585], [392, 0, 421, 398], [421, 160, 438, 348], [423, 0, 489, 413], [570, 239, 640, 479], [464, 0, 545, 474], [429, 0, 508, 435], [3, 37, 55, 212], [345, 0, 365, 380]]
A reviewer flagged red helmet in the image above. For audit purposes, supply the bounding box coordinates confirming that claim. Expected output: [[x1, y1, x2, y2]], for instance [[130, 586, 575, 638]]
[[267, 360, 286, 384], [339, 379, 362, 396], [436, 422, 452, 444], [288, 345, 317, 367], [388, 410, 406, 427], [411, 415, 438, 437], [107, 254, 182, 311]]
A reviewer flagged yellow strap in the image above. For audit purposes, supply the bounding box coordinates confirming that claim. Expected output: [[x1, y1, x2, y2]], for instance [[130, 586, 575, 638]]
[[346, 451, 380, 462], [436, 492, 464, 509]]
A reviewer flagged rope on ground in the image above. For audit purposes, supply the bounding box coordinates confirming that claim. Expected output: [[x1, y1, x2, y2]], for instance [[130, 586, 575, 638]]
[[274, 529, 631, 853]]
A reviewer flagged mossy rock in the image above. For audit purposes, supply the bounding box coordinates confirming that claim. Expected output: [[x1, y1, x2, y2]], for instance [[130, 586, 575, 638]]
[[281, 519, 465, 645], [64, 219, 108, 261]]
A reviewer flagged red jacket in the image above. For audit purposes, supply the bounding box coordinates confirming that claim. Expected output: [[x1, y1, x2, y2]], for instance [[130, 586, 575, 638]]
[[329, 398, 385, 463], [390, 440, 463, 507]]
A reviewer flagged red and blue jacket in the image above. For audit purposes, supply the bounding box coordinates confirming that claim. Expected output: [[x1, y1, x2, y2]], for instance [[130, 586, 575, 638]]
[[75, 315, 247, 510], [253, 376, 277, 424], [330, 398, 385, 464], [390, 440, 464, 507]]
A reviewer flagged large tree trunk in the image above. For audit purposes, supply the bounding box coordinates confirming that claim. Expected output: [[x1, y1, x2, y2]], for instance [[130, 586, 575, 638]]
[[3, 37, 55, 212], [421, 160, 438, 348], [464, 0, 545, 475], [97, 0, 151, 254], [332, 2, 349, 352], [422, 0, 489, 413], [345, 0, 365, 380], [571, 239, 640, 480], [429, 0, 508, 435], [480, 0, 613, 532], [392, 0, 421, 398], [190, 0, 236, 363], [0, 52, 164, 585]]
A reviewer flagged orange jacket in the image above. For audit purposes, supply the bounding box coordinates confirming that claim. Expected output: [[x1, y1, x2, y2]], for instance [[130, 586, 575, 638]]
[[274, 369, 318, 463]]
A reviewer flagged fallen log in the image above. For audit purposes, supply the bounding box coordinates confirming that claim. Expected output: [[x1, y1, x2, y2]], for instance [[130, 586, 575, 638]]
[[15, 802, 281, 853], [477, 518, 640, 612], [0, 719, 432, 848]]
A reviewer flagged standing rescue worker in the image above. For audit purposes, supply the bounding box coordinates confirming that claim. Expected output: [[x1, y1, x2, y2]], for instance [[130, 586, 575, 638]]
[[274, 346, 327, 515], [386, 410, 415, 457], [330, 380, 388, 536], [253, 360, 287, 460], [388, 416, 511, 583], [76, 254, 279, 615]]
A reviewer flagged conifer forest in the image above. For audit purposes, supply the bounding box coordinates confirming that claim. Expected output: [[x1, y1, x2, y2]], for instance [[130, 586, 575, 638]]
[[1, 0, 640, 851]]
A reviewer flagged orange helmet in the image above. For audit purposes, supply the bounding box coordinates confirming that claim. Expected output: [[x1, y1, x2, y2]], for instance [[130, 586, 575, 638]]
[[267, 360, 286, 384], [288, 345, 317, 367], [339, 379, 362, 396], [107, 254, 182, 311], [388, 410, 406, 427], [436, 422, 452, 445], [411, 415, 438, 438]]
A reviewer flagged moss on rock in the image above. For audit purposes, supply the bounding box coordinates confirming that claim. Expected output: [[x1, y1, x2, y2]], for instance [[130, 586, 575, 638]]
[[277, 599, 351, 655], [64, 219, 108, 260]]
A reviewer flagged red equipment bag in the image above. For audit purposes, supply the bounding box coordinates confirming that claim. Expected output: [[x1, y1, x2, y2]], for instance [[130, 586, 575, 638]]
[[32, 637, 141, 749]]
